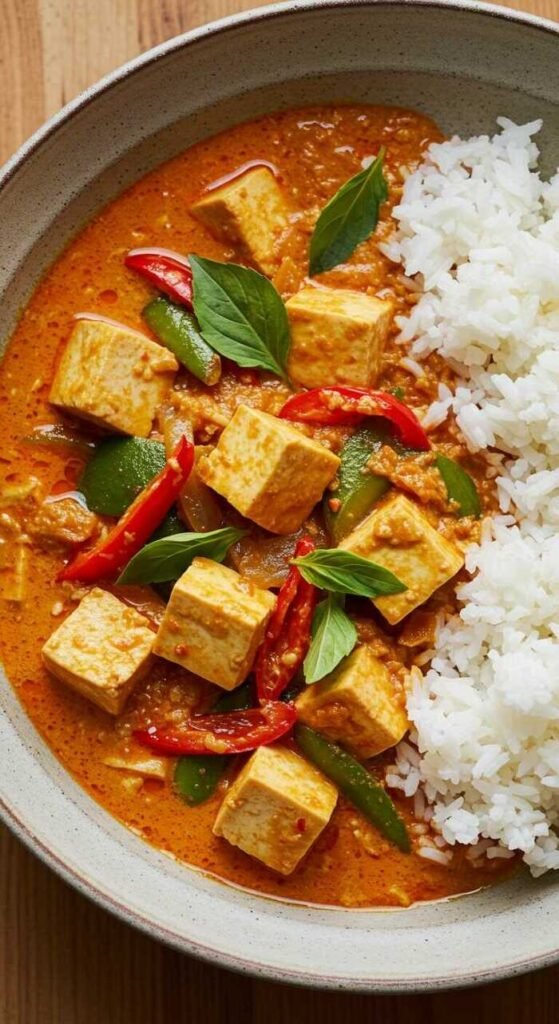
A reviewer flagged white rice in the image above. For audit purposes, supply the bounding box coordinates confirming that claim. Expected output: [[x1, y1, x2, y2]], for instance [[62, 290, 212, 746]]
[[383, 118, 559, 875], [398, 355, 425, 379], [417, 847, 453, 866]]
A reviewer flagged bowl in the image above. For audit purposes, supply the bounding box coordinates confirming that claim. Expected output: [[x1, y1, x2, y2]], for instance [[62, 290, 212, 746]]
[[1, 0, 559, 992]]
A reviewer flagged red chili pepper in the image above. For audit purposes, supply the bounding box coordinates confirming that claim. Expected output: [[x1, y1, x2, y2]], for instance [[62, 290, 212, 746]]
[[124, 248, 193, 307], [255, 536, 318, 703], [279, 386, 430, 451], [134, 701, 296, 756], [58, 436, 194, 583]]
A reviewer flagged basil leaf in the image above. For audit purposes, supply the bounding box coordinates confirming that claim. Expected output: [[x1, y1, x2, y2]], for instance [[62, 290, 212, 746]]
[[117, 527, 245, 585], [304, 594, 357, 684], [292, 548, 406, 599], [309, 149, 388, 276], [190, 255, 289, 378], [436, 455, 481, 518]]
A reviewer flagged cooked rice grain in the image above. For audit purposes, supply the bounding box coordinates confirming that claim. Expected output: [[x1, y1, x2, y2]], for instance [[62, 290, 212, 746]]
[[385, 118, 559, 875]]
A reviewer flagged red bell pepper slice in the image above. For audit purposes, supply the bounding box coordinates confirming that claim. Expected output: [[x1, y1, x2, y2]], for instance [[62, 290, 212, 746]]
[[279, 386, 430, 451], [124, 248, 193, 307], [58, 435, 194, 583], [255, 536, 318, 703], [134, 701, 296, 756]]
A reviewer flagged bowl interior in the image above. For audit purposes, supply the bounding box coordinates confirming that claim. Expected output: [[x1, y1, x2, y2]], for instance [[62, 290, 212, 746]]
[[1, 0, 559, 991]]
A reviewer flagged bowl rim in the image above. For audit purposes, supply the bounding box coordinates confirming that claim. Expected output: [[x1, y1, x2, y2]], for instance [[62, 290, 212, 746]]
[[1, 0, 559, 992], [2, 0, 559, 191]]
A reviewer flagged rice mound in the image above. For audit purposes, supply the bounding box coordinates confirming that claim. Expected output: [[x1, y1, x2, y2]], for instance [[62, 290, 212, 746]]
[[383, 119, 559, 874]]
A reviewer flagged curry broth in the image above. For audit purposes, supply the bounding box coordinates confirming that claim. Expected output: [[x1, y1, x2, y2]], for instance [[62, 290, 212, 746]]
[[0, 105, 512, 907]]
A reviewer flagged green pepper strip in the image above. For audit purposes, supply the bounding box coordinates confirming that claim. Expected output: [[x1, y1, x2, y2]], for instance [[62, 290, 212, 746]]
[[295, 724, 410, 853], [23, 423, 96, 457], [325, 425, 390, 542], [325, 421, 424, 542], [80, 437, 166, 517], [144, 297, 221, 385], [173, 681, 253, 806]]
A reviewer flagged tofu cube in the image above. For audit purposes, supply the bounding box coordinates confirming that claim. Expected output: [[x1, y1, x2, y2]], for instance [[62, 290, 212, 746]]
[[339, 493, 464, 624], [296, 645, 408, 759], [213, 745, 338, 874], [286, 286, 393, 388], [197, 405, 340, 534], [42, 588, 154, 714], [153, 557, 276, 690], [190, 167, 290, 276], [49, 319, 178, 437]]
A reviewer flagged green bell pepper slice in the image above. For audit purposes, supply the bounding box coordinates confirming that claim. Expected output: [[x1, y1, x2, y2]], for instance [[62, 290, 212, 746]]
[[174, 681, 254, 806], [324, 425, 391, 542], [295, 723, 410, 852], [79, 437, 166, 517], [143, 297, 221, 385]]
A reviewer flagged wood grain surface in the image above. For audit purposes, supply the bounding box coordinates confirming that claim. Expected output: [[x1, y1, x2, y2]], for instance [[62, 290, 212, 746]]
[[1, 1, 559, 1021]]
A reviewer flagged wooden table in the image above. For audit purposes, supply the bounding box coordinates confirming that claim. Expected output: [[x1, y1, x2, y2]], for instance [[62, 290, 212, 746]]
[[1, 1, 559, 1020]]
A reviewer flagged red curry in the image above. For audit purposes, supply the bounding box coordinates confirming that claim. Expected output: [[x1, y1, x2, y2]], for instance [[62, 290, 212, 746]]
[[0, 105, 513, 907]]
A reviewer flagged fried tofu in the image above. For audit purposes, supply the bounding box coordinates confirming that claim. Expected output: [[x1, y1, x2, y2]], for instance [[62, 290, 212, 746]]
[[296, 645, 408, 759], [42, 588, 154, 714], [286, 286, 393, 388], [339, 493, 464, 624], [49, 319, 178, 437], [213, 745, 338, 874], [197, 405, 340, 534], [190, 166, 290, 276], [153, 557, 276, 690]]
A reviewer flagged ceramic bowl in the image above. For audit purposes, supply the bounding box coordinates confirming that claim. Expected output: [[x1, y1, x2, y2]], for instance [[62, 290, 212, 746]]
[[1, 0, 559, 991]]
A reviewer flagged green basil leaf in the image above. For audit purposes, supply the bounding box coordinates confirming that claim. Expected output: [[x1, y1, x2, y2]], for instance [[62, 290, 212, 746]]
[[293, 548, 406, 599], [190, 255, 289, 378], [304, 594, 358, 684], [309, 149, 388, 276], [436, 454, 481, 518], [117, 527, 245, 585]]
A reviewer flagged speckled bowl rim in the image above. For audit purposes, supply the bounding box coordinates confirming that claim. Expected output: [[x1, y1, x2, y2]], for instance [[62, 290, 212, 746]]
[[1, 0, 559, 992]]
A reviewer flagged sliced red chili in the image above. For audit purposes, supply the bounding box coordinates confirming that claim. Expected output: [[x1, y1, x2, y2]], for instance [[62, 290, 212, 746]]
[[279, 386, 430, 451], [58, 435, 194, 583], [255, 535, 318, 703], [125, 248, 193, 307], [134, 701, 296, 756]]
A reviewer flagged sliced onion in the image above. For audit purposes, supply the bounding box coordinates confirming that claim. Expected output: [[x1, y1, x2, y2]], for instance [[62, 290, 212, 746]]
[[158, 405, 223, 532], [204, 160, 279, 194], [229, 522, 328, 589], [126, 246, 191, 268], [44, 490, 89, 509]]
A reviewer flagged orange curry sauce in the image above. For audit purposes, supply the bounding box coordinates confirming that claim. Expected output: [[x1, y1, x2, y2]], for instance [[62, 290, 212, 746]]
[[0, 106, 513, 907]]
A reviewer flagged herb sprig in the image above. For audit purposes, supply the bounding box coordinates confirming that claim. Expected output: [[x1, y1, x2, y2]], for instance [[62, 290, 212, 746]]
[[293, 548, 406, 599], [309, 149, 388, 275], [303, 594, 358, 684], [118, 527, 245, 585], [190, 255, 290, 378]]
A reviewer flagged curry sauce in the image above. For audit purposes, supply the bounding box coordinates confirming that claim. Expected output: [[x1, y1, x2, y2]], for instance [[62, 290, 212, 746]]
[[0, 106, 513, 907]]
